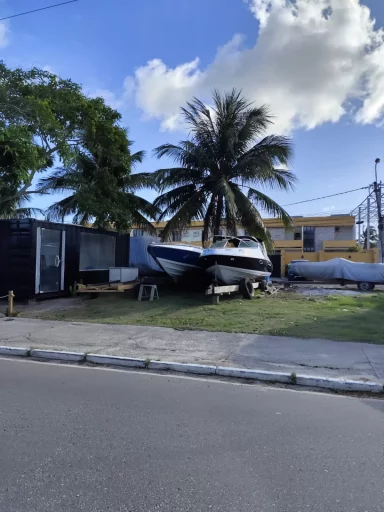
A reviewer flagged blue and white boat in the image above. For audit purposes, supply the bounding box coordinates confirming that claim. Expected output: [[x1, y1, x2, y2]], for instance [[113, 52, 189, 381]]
[[147, 243, 203, 282]]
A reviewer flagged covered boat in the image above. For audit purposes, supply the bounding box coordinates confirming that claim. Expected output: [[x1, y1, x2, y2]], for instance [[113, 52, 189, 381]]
[[199, 235, 273, 285], [288, 258, 384, 290], [147, 243, 203, 282]]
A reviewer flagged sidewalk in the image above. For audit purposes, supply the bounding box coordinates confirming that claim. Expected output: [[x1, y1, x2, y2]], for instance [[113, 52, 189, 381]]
[[1, 317, 384, 381]]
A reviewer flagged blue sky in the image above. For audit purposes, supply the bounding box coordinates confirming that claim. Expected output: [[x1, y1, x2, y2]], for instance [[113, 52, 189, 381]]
[[1, 0, 384, 219]]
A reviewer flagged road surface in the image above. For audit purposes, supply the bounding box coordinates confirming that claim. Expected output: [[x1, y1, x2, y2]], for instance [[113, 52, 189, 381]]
[[0, 358, 383, 512]]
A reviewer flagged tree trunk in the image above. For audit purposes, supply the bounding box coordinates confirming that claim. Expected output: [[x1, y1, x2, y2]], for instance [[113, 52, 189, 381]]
[[213, 195, 223, 237]]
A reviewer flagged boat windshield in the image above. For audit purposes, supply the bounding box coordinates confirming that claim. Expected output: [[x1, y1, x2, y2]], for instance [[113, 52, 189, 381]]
[[210, 238, 262, 249], [210, 240, 232, 248], [238, 240, 260, 248]]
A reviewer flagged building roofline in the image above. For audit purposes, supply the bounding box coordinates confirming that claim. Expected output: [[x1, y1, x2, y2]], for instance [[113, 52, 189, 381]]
[[132, 214, 356, 230]]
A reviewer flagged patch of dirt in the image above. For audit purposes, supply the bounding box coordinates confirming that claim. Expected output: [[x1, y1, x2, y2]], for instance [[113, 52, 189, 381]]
[[297, 287, 362, 297], [4, 297, 85, 317]]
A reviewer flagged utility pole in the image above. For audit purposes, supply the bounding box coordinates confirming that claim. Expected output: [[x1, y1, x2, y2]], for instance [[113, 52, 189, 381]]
[[358, 207, 362, 247], [373, 158, 384, 262], [367, 197, 370, 249]]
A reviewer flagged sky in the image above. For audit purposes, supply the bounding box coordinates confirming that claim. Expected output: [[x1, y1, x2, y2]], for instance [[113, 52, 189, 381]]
[[1, 0, 384, 220]]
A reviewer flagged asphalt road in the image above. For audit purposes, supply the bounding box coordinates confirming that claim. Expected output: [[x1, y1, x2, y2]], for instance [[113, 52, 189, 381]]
[[0, 359, 383, 512]]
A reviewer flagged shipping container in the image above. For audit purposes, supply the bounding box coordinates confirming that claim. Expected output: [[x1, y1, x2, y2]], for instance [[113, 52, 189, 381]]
[[0, 219, 130, 301]]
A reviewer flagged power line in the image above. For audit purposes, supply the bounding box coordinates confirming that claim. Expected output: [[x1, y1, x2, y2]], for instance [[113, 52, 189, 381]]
[[282, 187, 368, 207], [0, 1, 78, 21]]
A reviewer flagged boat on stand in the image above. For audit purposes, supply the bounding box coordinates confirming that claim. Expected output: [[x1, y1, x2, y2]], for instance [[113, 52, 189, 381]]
[[198, 235, 273, 285], [147, 243, 204, 282]]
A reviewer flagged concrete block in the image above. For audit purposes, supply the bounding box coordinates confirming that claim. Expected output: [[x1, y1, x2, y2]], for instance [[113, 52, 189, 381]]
[[0, 346, 30, 357], [30, 349, 85, 362], [86, 354, 146, 368], [216, 366, 291, 383], [148, 360, 216, 375]]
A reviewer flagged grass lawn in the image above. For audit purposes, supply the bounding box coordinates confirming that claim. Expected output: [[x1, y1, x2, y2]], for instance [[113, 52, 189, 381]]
[[31, 288, 384, 344]]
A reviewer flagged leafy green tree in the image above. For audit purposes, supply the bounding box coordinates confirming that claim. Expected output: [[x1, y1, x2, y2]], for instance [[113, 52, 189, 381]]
[[37, 126, 158, 232], [0, 61, 126, 214], [152, 89, 295, 245]]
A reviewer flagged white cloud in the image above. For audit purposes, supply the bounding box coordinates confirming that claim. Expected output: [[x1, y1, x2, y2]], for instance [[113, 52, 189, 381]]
[[123, 0, 384, 133], [88, 88, 126, 110], [42, 65, 55, 73], [323, 205, 336, 212], [0, 22, 9, 48]]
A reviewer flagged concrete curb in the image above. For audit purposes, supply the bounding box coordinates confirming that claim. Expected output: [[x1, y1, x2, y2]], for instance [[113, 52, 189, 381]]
[[216, 367, 291, 382], [148, 361, 216, 375], [0, 346, 30, 357], [30, 349, 86, 362], [296, 375, 384, 393], [0, 346, 383, 394], [86, 354, 146, 368]]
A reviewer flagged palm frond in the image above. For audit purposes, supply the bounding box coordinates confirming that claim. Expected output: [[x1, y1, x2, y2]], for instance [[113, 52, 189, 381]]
[[154, 185, 198, 220], [122, 192, 160, 220], [36, 167, 76, 193], [153, 143, 189, 162], [130, 150, 145, 169], [235, 105, 272, 154], [0, 206, 44, 219], [231, 185, 270, 243], [152, 167, 204, 192], [128, 210, 158, 235], [45, 195, 80, 222], [231, 135, 294, 184], [127, 172, 156, 191], [160, 189, 207, 241], [247, 187, 293, 228]]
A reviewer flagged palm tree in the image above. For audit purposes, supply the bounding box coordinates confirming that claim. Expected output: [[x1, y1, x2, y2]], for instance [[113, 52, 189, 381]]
[[37, 135, 158, 232], [0, 197, 44, 219], [360, 227, 378, 249], [152, 89, 295, 246]]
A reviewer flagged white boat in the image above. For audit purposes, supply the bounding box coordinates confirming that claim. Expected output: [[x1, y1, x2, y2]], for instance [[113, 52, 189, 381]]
[[198, 236, 273, 285], [147, 243, 204, 282]]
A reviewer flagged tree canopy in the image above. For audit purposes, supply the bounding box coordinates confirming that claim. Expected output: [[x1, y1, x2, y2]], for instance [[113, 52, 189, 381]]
[[152, 89, 295, 245], [0, 61, 128, 216], [0, 61, 158, 229], [37, 126, 158, 232]]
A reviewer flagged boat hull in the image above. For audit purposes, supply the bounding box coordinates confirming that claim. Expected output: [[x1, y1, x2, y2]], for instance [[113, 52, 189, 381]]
[[199, 253, 272, 285], [147, 244, 203, 282]]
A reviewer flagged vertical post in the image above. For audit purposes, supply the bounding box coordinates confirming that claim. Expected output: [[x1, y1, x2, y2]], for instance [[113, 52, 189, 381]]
[[374, 181, 384, 262], [367, 197, 370, 249], [374, 159, 384, 263], [8, 290, 14, 317], [358, 207, 362, 247]]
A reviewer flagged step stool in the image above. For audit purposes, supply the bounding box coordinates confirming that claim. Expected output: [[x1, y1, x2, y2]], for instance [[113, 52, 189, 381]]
[[137, 284, 159, 302]]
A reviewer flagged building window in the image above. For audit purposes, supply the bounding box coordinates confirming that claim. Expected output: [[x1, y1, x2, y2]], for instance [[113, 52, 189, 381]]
[[303, 226, 315, 252], [294, 232, 302, 240], [132, 229, 145, 237], [79, 233, 116, 270], [172, 231, 182, 242]]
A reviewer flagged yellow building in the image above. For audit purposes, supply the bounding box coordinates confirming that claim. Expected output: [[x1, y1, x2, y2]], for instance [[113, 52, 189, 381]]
[[132, 214, 378, 276]]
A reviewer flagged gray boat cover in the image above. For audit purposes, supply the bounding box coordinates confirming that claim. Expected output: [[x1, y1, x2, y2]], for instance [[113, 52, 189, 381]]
[[289, 258, 384, 283], [129, 236, 164, 275]]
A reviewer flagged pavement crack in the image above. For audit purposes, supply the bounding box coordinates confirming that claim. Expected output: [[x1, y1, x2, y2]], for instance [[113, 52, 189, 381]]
[[360, 347, 380, 379], [239, 358, 354, 371]]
